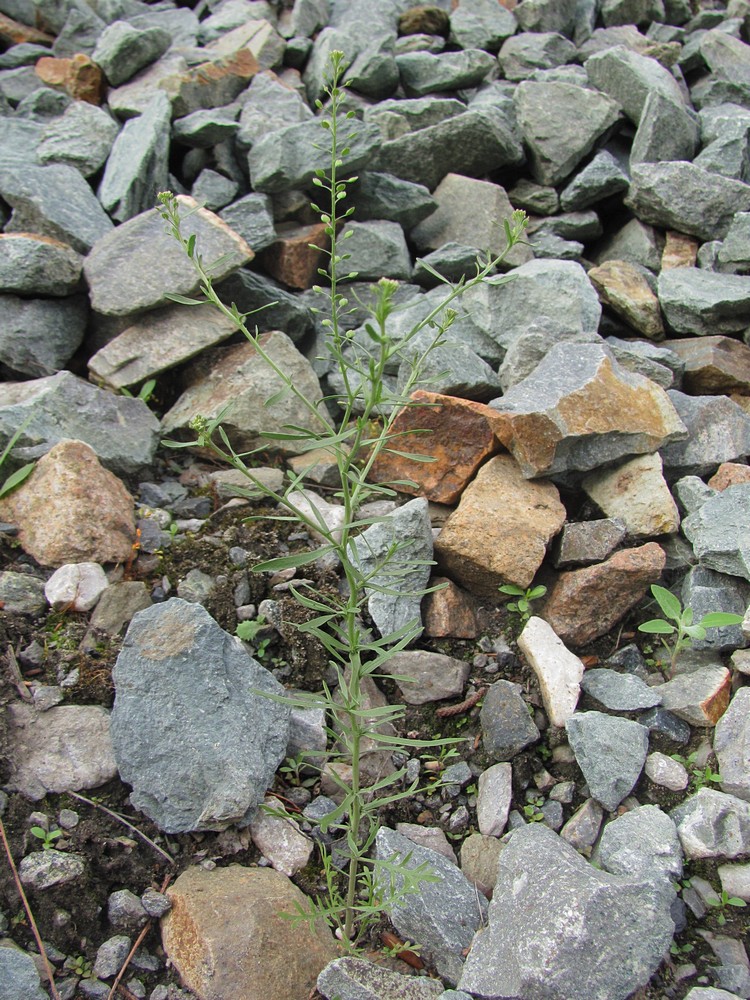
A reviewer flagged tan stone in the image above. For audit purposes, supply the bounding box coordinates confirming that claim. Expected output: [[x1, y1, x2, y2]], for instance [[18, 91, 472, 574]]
[[666, 335, 750, 395], [260, 221, 329, 290], [582, 452, 680, 538], [370, 390, 505, 504], [422, 576, 480, 638], [587, 259, 664, 340], [0, 12, 54, 46], [434, 454, 566, 597], [731, 393, 750, 416], [35, 53, 104, 104], [460, 832, 504, 896], [708, 463, 750, 491], [541, 542, 666, 647], [161, 865, 338, 1000], [0, 439, 135, 567], [661, 230, 698, 269]]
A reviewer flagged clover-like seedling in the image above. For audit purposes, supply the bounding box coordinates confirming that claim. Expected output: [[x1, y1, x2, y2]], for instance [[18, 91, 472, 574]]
[[30, 826, 63, 850], [638, 584, 743, 677], [707, 888, 747, 926], [498, 583, 547, 625]]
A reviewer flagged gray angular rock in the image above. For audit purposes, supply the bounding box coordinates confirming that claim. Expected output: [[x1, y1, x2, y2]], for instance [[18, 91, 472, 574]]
[[338, 220, 411, 281], [192, 168, 239, 211], [717, 212, 750, 274], [596, 804, 684, 883], [0, 293, 86, 377], [374, 827, 488, 986], [554, 518, 626, 568], [560, 150, 630, 211], [0, 948, 48, 1000], [602, 0, 666, 25], [458, 824, 675, 1000], [671, 788, 750, 860], [0, 371, 159, 476], [92, 19, 171, 86], [354, 172, 436, 231], [249, 118, 381, 194], [236, 69, 313, 149], [0, 233, 82, 297], [396, 48, 495, 97], [682, 565, 749, 651], [37, 100, 120, 178], [373, 106, 524, 190], [84, 195, 252, 316], [19, 850, 86, 889], [516, 0, 578, 35], [682, 483, 750, 582], [98, 92, 171, 224], [565, 711, 649, 811], [111, 599, 289, 832], [593, 216, 663, 271], [661, 393, 750, 479], [514, 79, 621, 185], [585, 44, 687, 125], [173, 107, 240, 149], [449, 0, 517, 51], [581, 668, 662, 711], [480, 680, 539, 761], [219, 192, 275, 252], [715, 687, 750, 802], [499, 31, 576, 82], [0, 162, 113, 254], [658, 268, 750, 336], [215, 269, 312, 343], [351, 497, 432, 640], [6, 702, 117, 801], [631, 90, 699, 164], [364, 96, 466, 142], [377, 650, 470, 705], [657, 664, 732, 727], [317, 956, 444, 1000], [397, 338, 502, 403], [490, 341, 686, 479], [625, 162, 750, 242], [0, 572, 46, 615], [93, 935, 132, 979]]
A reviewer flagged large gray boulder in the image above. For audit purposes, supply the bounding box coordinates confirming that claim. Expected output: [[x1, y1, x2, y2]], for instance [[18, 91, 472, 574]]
[[658, 268, 750, 336], [585, 44, 687, 124], [458, 824, 675, 1000], [661, 393, 750, 479], [111, 599, 289, 832], [682, 482, 750, 582]]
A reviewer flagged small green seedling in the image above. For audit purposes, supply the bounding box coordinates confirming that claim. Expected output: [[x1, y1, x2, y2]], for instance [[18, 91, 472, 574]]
[[279, 752, 320, 789], [638, 584, 744, 677], [523, 795, 545, 823], [120, 378, 157, 405], [669, 940, 694, 958], [707, 888, 747, 926], [498, 583, 547, 625], [64, 954, 94, 979], [670, 751, 722, 793], [29, 826, 63, 850], [235, 615, 272, 658], [0, 418, 35, 500]]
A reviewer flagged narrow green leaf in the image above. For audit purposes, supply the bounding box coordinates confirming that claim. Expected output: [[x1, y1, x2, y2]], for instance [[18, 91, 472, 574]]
[[638, 620, 677, 635], [0, 463, 35, 498], [164, 292, 205, 306], [252, 548, 332, 572], [699, 612, 744, 628]]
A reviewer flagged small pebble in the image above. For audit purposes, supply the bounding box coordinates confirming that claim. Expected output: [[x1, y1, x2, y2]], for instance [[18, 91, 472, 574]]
[[140, 888, 172, 919], [58, 809, 79, 830]]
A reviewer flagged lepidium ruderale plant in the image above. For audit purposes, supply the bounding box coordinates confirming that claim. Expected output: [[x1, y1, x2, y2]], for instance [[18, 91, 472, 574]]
[[157, 49, 527, 950]]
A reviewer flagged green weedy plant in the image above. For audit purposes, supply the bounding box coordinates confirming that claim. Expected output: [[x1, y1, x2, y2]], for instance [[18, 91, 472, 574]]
[[157, 49, 527, 950], [498, 582, 547, 625], [0, 419, 35, 500], [638, 584, 744, 677], [29, 826, 62, 850], [706, 887, 747, 926]]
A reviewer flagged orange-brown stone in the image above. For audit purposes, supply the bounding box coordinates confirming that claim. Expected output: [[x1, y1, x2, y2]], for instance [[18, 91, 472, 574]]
[[162, 865, 338, 1000], [0, 12, 54, 46], [661, 230, 698, 269], [370, 390, 505, 504], [587, 259, 664, 340], [434, 454, 566, 597], [0, 439, 135, 567], [667, 335, 750, 395], [708, 462, 750, 491], [35, 53, 104, 104], [541, 542, 666, 647], [422, 576, 480, 638], [260, 221, 329, 290]]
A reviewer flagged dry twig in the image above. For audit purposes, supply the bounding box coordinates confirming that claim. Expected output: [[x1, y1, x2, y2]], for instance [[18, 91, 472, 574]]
[[435, 687, 486, 719], [68, 792, 174, 866]]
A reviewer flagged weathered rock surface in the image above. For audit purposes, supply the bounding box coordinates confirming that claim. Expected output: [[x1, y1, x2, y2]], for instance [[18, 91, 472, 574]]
[[582, 452, 680, 537], [714, 688, 750, 802], [671, 789, 750, 860], [111, 599, 289, 832], [318, 957, 444, 1000], [378, 650, 470, 705], [162, 865, 338, 1000], [566, 711, 649, 811], [458, 824, 675, 1000], [517, 617, 583, 726]]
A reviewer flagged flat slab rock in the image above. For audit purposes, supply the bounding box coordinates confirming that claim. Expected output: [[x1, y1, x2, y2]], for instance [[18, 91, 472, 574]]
[[458, 824, 675, 1000], [317, 957, 444, 1000], [110, 598, 289, 832]]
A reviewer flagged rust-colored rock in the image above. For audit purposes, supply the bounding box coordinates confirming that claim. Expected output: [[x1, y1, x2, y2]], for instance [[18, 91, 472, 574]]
[[708, 463, 750, 491], [172, 48, 258, 117], [587, 259, 664, 340], [0, 11, 54, 46], [541, 542, 666, 647], [260, 221, 329, 290], [162, 865, 338, 1000], [666, 335, 750, 396], [35, 53, 104, 104], [661, 230, 698, 270], [0, 439, 135, 567], [434, 454, 566, 597], [658, 666, 731, 726], [370, 390, 505, 504], [422, 577, 480, 638]]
